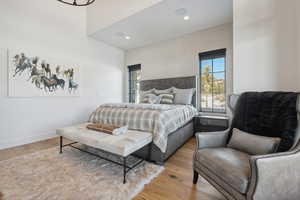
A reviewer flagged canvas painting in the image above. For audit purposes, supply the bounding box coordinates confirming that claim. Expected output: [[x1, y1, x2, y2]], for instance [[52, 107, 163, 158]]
[[8, 50, 80, 97]]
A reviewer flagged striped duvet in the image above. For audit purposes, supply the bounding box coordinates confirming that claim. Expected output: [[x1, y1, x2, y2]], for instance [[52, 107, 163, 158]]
[[88, 103, 198, 152]]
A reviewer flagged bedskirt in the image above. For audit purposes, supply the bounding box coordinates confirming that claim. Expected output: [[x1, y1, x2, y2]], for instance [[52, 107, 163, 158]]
[[133, 120, 194, 164]]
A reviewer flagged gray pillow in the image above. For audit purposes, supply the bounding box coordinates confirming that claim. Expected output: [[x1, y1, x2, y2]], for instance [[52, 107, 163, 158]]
[[139, 89, 155, 103], [228, 128, 281, 155], [173, 87, 195, 105]]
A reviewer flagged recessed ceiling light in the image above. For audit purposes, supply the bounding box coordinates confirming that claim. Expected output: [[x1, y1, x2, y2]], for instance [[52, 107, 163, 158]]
[[184, 16, 190, 20], [125, 36, 131, 40]]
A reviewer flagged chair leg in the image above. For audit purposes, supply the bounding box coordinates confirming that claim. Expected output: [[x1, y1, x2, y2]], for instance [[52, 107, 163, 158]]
[[123, 157, 127, 184], [59, 136, 63, 154], [193, 170, 199, 184]]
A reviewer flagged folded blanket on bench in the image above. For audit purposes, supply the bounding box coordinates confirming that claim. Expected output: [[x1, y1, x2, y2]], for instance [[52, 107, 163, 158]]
[[87, 123, 128, 136]]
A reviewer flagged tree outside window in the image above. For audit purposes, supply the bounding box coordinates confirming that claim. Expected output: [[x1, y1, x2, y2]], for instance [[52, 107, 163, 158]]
[[199, 49, 226, 113]]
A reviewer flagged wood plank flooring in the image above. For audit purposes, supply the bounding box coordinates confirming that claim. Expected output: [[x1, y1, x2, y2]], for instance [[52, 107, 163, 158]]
[[0, 137, 225, 200]]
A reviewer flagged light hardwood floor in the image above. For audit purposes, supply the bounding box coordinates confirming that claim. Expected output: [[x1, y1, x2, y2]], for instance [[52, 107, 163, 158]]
[[0, 137, 225, 200]]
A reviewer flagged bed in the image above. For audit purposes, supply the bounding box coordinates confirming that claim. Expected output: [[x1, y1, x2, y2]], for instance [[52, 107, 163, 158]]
[[89, 76, 198, 164], [136, 76, 198, 164]]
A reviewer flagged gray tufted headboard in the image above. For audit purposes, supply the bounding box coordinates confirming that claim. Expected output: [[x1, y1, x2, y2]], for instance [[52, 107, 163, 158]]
[[140, 76, 198, 108]]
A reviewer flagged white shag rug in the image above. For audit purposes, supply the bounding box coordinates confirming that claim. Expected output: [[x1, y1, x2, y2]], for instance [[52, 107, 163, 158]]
[[0, 145, 164, 200]]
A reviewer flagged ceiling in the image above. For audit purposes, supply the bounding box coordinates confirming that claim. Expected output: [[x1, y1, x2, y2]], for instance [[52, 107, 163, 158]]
[[90, 0, 233, 50]]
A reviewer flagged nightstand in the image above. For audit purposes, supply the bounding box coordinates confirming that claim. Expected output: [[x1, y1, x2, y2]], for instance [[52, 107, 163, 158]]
[[194, 115, 229, 133]]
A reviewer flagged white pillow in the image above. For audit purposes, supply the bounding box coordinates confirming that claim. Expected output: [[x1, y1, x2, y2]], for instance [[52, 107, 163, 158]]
[[172, 87, 195, 105], [154, 88, 173, 95]]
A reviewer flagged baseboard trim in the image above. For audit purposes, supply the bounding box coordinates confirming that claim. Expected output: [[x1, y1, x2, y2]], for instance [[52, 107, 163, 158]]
[[0, 132, 57, 150]]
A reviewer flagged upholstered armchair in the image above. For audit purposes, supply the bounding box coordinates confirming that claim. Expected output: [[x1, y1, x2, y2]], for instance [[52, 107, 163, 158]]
[[193, 94, 300, 200]]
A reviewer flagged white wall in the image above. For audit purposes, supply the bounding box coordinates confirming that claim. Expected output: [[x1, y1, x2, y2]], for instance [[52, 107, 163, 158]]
[[87, 0, 163, 35], [297, 1, 300, 88], [126, 24, 233, 100], [233, 0, 300, 93], [0, 0, 125, 149]]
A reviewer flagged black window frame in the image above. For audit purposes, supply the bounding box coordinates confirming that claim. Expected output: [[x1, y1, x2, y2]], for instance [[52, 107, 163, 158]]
[[128, 64, 141, 103], [199, 48, 226, 114]]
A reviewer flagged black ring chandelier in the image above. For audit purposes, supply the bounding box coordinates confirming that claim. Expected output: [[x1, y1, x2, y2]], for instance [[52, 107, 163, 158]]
[[57, 0, 95, 6]]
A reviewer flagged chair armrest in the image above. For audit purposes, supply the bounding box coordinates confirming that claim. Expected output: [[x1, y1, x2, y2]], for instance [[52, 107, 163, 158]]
[[247, 145, 300, 200], [195, 129, 230, 150]]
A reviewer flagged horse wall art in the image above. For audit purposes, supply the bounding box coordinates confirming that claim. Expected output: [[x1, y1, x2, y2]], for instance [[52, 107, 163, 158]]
[[8, 50, 80, 97]]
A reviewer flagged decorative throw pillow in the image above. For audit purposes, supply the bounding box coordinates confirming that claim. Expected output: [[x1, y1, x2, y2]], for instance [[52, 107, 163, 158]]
[[228, 128, 281, 155], [154, 88, 173, 95], [172, 87, 195, 105], [141, 93, 161, 104], [139, 89, 155, 103], [159, 93, 175, 104]]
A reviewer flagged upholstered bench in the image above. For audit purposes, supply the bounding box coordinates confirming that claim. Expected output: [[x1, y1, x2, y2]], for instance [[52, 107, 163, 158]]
[[56, 123, 153, 183]]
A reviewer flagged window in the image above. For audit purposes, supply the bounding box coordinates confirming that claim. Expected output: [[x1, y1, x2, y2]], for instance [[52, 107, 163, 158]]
[[199, 49, 226, 113], [128, 64, 141, 103]]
